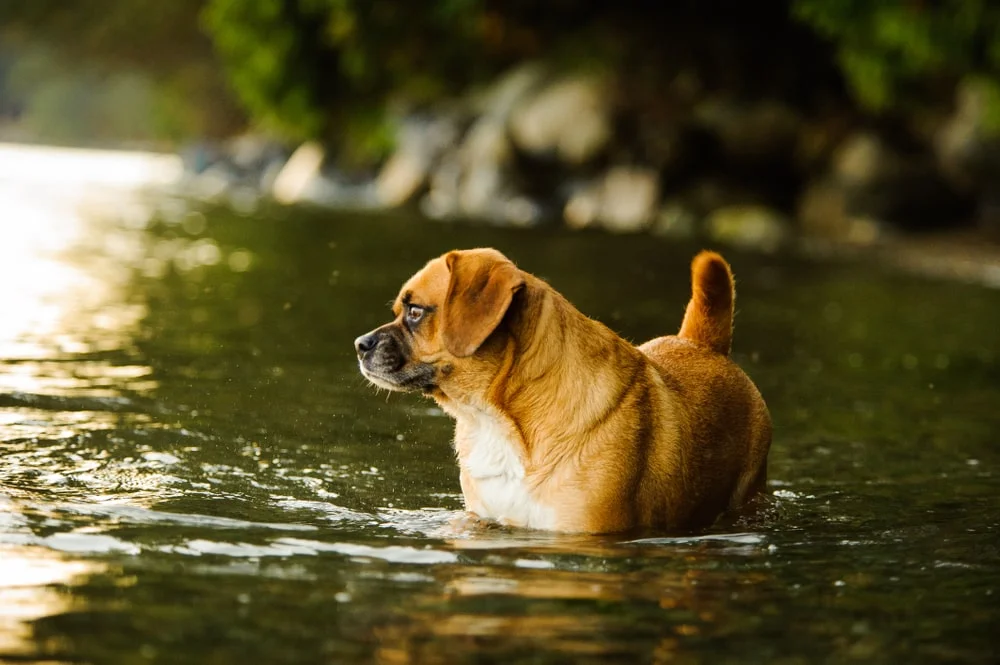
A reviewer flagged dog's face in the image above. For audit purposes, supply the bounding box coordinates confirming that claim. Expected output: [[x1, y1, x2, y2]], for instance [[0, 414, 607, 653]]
[[354, 248, 525, 396]]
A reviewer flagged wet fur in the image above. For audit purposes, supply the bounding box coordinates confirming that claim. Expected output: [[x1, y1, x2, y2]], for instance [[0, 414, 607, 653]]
[[356, 248, 772, 533]]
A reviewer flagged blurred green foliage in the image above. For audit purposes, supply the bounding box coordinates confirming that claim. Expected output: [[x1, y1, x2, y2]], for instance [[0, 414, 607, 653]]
[[201, 0, 490, 154], [793, 0, 1000, 129], [4, 0, 1000, 146], [196, 0, 820, 157]]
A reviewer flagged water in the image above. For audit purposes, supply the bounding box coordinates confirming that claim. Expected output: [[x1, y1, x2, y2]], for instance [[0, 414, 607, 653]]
[[1, 147, 998, 664]]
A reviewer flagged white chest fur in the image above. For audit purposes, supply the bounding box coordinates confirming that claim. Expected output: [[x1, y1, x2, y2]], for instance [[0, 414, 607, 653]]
[[458, 412, 555, 530]]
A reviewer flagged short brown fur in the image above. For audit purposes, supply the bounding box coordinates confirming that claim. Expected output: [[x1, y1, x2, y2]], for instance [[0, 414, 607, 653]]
[[355, 248, 771, 533]]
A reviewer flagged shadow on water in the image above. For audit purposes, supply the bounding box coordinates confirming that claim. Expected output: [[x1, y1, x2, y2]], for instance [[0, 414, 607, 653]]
[[0, 148, 998, 663]]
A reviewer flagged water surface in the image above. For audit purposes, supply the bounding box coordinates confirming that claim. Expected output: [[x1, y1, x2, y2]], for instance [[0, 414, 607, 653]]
[[1, 148, 998, 663]]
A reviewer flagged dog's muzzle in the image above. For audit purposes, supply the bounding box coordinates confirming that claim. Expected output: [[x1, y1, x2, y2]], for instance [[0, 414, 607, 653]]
[[355, 326, 404, 373], [354, 326, 436, 392]]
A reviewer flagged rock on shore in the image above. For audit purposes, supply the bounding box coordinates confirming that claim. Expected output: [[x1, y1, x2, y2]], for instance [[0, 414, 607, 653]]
[[178, 63, 1000, 253]]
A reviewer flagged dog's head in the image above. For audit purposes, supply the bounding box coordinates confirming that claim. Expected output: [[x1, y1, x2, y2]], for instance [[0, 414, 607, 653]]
[[354, 248, 525, 395]]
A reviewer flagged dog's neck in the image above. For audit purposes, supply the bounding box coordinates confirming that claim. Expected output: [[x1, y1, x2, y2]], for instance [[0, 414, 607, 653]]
[[431, 276, 646, 467], [431, 278, 649, 528], [494, 278, 646, 452]]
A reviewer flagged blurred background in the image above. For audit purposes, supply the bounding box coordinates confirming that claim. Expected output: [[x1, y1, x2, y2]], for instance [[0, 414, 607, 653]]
[[1, 4, 999, 664], [2, 0, 1000, 252]]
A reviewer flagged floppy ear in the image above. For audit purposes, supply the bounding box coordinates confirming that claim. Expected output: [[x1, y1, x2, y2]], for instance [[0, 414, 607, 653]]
[[442, 251, 525, 357]]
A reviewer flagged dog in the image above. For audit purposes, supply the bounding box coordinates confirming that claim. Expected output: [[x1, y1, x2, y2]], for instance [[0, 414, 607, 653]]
[[354, 248, 771, 534]]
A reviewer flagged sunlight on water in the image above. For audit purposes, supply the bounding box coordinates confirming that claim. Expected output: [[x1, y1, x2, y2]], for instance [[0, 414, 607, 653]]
[[0, 143, 181, 188], [0, 143, 179, 653], [0, 546, 104, 657], [0, 143, 175, 390]]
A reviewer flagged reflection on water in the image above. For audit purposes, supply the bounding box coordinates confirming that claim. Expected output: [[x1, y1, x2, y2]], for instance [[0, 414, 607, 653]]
[[0, 143, 175, 656], [0, 544, 104, 658], [0, 143, 998, 663], [0, 143, 173, 389]]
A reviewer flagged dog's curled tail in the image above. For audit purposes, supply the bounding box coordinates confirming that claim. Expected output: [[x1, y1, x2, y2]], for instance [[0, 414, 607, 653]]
[[678, 251, 735, 355]]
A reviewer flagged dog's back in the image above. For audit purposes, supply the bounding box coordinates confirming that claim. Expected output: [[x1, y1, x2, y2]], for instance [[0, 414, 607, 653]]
[[639, 251, 771, 527]]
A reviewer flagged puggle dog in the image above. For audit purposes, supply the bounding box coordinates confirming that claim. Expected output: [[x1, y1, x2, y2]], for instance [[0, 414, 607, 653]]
[[354, 248, 771, 534]]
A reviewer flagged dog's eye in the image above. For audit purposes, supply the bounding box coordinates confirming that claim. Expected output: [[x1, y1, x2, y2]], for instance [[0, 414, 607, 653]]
[[406, 305, 424, 324]]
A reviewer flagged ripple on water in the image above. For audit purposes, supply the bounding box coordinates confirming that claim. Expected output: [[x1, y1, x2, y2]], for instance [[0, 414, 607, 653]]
[[270, 497, 374, 524], [150, 537, 460, 564], [626, 532, 767, 546], [0, 528, 140, 555], [45, 502, 318, 532]]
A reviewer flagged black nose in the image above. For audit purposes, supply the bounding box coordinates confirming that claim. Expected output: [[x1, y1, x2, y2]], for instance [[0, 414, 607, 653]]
[[354, 333, 378, 357]]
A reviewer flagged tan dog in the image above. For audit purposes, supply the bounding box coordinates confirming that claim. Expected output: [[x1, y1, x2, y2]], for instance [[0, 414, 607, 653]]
[[354, 248, 771, 533]]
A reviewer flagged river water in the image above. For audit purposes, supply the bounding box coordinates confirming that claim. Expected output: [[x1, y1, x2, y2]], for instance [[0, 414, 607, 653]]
[[0, 144, 997, 663]]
